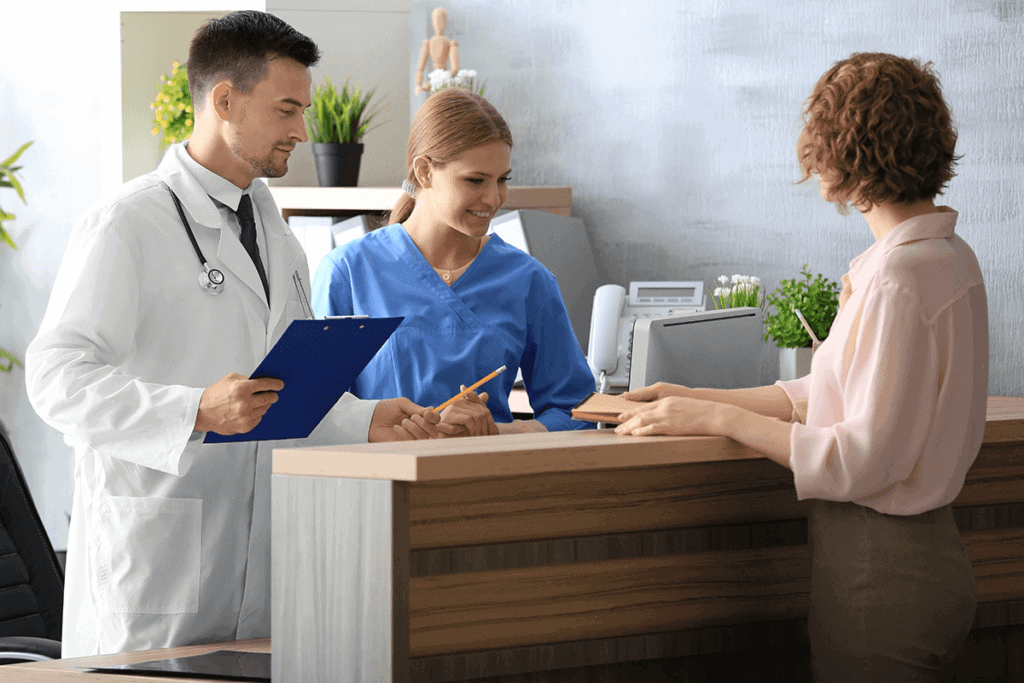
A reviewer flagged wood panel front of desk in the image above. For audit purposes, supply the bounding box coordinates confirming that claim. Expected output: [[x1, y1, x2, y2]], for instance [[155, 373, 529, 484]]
[[271, 397, 1024, 683]]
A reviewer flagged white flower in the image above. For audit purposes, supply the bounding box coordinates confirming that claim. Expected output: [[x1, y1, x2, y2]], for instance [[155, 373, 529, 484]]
[[751, 276, 761, 286], [717, 275, 728, 285], [427, 68, 453, 92], [713, 287, 722, 297], [456, 69, 477, 79], [721, 287, 732, 297], [731, 274, 742, 284]]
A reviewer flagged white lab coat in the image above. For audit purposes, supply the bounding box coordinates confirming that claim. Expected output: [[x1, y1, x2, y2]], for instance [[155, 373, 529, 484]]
[[25, 145, 378, 657]]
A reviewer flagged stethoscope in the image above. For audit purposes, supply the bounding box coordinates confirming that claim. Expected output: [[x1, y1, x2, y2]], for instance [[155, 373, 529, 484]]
[[168, 186, 225, 295]]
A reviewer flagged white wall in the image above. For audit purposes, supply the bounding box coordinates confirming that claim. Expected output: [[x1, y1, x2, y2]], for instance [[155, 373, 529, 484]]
[[412, 0, 1024, 395], [266, 0, 411, 188], [121, 11, 231, 183]]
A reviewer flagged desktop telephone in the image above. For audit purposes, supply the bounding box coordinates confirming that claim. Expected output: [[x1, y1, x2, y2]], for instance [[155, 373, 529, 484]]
[[586, 281, 705, 392]]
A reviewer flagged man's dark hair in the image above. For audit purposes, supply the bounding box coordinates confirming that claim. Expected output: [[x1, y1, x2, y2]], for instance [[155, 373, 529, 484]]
[[187, 10, 321, 109]]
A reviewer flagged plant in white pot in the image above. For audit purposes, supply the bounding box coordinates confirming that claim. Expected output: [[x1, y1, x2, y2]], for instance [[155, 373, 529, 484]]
[[763, 265, 840, 380], [305, 77, 384, 187], [0, 141, 33, 372]]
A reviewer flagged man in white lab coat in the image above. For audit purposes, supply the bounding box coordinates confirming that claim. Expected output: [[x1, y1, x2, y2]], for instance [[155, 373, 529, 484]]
[[25, 11, 486, 657]]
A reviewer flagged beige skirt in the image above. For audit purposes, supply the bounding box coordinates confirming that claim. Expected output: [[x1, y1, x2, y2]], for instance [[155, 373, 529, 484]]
[[808, 499, 976, 683]]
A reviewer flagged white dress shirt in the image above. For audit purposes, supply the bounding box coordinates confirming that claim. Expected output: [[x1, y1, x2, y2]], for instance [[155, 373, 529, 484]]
[[776, 207, 989, 515], [178, 143, 268, 276]]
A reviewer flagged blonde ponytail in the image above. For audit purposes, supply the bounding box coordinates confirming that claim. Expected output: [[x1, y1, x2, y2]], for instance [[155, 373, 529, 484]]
[[387, 191, 416, 226]]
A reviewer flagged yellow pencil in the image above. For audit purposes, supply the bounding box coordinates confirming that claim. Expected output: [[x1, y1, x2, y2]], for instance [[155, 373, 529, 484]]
[[433, 365, 507, 412]]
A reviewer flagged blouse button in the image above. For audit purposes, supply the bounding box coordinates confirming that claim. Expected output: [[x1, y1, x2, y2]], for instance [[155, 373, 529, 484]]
[[442, 273, 451, 281]]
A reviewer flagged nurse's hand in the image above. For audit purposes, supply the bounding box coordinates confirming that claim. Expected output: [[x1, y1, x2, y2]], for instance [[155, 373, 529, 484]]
[[369, 397, 445, 441], [614, 396, 718, 437], [195, 372, 284, 435], [438, 390, 499, 437], [621, 382, 690, 403]]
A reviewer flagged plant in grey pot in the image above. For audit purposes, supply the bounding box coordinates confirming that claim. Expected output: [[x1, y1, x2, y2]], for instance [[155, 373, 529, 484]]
[[1, 141, 33, 372], [763, 264, 840, 380], [305, 77, 383, 187]]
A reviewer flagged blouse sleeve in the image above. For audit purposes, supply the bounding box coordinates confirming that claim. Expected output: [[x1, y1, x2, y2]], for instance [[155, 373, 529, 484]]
[[789, 282, 940, 502], [775, 374, 811, 425], [521, 273, 596, 432]]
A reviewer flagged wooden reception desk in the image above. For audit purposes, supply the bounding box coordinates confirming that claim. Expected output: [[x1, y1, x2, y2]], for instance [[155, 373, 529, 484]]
[[271, 397, 1024, 682]]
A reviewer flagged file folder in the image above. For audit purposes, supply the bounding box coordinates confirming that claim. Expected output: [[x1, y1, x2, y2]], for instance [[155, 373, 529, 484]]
[[205, 317, 403, 443]]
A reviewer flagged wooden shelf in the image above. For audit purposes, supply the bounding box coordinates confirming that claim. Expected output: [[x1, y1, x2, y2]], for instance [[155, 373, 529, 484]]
[[267, 185, 572, 220]]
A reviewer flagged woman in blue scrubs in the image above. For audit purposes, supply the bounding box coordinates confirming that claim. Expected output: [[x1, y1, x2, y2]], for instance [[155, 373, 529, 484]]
[[312, 88, 595, 434]]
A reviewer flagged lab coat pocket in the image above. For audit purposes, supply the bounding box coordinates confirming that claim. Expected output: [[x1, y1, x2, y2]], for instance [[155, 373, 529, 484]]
[[100, 496, 202, 614]]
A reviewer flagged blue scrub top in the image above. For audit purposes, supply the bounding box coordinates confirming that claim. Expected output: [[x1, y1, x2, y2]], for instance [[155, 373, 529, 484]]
[[311, 224, 595, 431]]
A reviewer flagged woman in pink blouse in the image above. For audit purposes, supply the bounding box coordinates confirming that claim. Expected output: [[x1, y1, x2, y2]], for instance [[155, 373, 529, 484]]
[[616, 53, 988, 681]]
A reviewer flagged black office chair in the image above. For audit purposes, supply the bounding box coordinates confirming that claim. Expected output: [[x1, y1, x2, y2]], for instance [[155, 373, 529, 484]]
[[0, 418, 63, 665]]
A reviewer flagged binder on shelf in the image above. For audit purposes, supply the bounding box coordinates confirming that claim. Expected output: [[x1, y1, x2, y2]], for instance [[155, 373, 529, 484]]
[[205, 316, 403, 443]]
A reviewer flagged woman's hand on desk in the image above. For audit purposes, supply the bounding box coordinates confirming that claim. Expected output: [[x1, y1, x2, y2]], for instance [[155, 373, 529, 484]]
[[614, 391, 794, 469], [621, 382, 691, 402], [370, 391, 499, 439], [437, 390, 499, 437], [614, 395, 719, 437], [370, 398, 444, 441]]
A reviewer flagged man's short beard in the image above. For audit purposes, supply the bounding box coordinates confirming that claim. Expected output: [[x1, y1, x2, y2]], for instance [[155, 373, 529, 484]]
[[232, 143, 286, 178]]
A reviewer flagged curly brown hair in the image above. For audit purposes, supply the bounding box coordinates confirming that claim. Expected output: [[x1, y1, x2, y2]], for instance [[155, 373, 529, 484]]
[[797, 52, 960, 210]]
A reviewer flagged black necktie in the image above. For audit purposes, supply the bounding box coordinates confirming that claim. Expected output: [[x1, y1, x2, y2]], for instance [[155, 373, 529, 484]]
[[236, 194, 270, 304]]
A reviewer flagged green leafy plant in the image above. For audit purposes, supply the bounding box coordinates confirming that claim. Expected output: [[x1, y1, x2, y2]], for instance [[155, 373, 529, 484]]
[[305, 77, 384, 144], [763, 264, 840, 348], [1, 140, 33, 372], [151, 60, 193, 149]]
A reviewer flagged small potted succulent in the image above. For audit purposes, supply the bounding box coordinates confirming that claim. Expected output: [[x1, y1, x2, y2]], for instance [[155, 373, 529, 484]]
[[305, 77, 384, 187], [763, 265, 840, 380]]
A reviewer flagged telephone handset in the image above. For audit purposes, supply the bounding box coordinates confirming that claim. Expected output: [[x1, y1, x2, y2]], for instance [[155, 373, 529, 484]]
[[586, 281, 705, 392], [587, 285, 628, 392]]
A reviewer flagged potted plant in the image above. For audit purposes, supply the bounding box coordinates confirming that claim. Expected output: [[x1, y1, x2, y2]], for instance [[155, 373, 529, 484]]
[[763, 264, 840, 380], [305, 77, 383, 187], [709, 273, 762, 309], [1, 141, 33, 372], [151, 60, 194, 149], [423, 68, 486, 96]]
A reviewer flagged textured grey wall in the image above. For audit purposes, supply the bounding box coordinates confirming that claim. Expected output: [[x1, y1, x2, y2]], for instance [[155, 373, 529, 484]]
[[411, 0, 1024, 394]]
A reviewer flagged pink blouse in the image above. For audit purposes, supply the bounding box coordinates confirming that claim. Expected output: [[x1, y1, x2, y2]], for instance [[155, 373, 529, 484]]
[[776, 208, 989, 515]]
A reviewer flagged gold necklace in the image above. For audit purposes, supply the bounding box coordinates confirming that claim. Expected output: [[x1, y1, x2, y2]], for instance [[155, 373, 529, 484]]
[[433, 237, 486, 283]]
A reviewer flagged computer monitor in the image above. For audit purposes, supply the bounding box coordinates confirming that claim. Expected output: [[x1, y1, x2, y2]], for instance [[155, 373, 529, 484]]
[[628, 307, 763, 391], [488, 210, 601, 350]]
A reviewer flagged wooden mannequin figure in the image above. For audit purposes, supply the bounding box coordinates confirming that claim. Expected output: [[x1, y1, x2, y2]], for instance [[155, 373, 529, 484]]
[[415, 7, 460, 94]]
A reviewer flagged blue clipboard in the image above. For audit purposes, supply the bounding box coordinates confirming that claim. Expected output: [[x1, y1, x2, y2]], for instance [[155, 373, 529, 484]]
[[204, 317, 403, 443]]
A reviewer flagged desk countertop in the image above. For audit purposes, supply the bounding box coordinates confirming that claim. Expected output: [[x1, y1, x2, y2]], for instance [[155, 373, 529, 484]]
[[2, 639, 269, 683], [273, 396, 1024, 482]]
